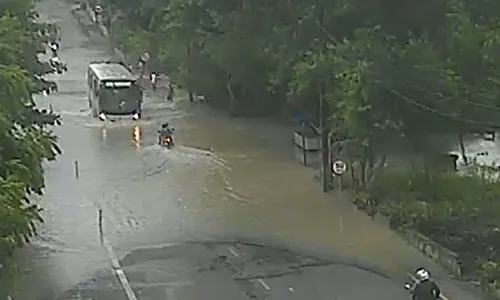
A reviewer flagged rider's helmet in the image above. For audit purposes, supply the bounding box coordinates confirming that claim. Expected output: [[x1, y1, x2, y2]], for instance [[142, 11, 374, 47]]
[[162, 122, 169, 128], [50, 42, 58, 51], [415, 268, 430, 281]]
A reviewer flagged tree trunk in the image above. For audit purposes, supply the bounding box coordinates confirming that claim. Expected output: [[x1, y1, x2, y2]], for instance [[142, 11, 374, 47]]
[[359, 157, 367, 189], [350, 159, 357, 189]]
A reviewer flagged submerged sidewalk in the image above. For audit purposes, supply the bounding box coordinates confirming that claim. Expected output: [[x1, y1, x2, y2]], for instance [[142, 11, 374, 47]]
[[175, 110, 489, 300]]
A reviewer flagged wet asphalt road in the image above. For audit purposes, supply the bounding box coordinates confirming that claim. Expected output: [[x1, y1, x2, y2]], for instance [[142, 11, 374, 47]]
[[8, 0, 492, 299], [56, 242, 408, 299]]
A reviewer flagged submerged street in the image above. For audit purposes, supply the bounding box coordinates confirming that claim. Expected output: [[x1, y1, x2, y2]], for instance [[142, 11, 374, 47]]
[[8, 0, 488, 299]]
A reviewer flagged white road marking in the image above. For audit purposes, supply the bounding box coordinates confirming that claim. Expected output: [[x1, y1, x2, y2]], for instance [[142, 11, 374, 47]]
[[102, 237, 138, 300], [228, 247, 239, 257], [257, 278, 271, 290], [406, 272, 449, 300], [116, 269, 138, 300], [103, 241, 120, 269], [125, 242, 179, 251]]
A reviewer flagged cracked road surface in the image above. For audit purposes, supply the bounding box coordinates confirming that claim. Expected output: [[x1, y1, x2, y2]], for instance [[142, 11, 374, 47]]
[[57, 242, 409, 299]]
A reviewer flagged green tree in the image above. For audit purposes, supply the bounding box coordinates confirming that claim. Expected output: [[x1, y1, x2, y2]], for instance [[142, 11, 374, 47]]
[[0, 0, 61, 293]]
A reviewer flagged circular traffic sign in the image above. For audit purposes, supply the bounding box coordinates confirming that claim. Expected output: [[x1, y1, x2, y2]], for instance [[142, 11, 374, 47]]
[[141, 52, 150, 62], [332, 160, 347, 175]]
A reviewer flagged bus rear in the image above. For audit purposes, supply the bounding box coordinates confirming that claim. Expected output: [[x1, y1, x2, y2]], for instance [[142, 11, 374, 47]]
[[98, 80, 143, 120]]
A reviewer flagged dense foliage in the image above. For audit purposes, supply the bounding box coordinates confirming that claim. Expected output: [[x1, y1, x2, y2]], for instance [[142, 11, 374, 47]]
[[0, 0, 61, 289]]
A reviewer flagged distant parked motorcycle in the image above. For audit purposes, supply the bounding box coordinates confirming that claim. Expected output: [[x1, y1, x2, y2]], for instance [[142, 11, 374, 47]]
[[48, 41, 59, 56], [49, 56, 67, 74], [150, 72, 157, 90]]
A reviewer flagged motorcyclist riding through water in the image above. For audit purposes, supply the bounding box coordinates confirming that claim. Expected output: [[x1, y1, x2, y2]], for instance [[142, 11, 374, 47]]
[[158, 122, 174, 145], [408, 268, 441, 300]]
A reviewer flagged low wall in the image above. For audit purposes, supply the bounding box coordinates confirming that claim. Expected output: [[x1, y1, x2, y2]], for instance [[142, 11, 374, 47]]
[[361, 206, 500, 298], [400, 228, 500, 299], [398, 228, 462, 277], [372, 211, 390, 227], [349, 196, 463, 277], [293, 131, 320, 151]]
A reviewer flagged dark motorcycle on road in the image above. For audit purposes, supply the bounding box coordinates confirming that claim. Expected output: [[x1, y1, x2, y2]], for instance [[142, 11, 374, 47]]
[[158, 128, 174, 149], [161, 135, 174, 149]]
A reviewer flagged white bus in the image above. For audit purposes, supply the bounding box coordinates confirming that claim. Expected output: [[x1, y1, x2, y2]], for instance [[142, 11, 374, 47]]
[[87, 62, 143, 120]]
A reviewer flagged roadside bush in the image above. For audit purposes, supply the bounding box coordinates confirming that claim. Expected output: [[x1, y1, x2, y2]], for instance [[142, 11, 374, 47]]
[[369, 169, 500, 284], [0, 0, 61, 293], [478, 260, 500, 292]]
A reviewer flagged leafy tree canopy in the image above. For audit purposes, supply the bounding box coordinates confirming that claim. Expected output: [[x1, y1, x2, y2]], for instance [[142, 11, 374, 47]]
[[0, 0, 61, 289]]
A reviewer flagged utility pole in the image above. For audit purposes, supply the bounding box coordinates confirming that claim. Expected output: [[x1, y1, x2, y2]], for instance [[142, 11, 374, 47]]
[[319, 82, 331, 192], [187, 43, 194, 102], [318, 5, 330, 193]]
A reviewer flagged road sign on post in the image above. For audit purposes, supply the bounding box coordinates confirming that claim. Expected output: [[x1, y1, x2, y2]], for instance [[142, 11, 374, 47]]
[[332, 160, 347, 175], [141, 52, 150, 63]]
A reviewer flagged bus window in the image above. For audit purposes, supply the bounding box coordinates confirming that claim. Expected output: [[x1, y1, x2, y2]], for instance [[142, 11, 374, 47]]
[[103, 81, 132, 89]]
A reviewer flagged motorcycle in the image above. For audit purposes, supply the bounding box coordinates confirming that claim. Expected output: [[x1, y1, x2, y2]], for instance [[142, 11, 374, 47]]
[[49, 56, 67, 74], [158, 128, 174, 149], [404, 283, 416, 300], [160, 135, 174, 149], [404, 282, 441, 300]]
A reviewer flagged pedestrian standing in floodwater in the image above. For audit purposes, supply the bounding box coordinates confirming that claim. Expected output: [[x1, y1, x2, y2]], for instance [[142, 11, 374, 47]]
[[167, 82, 174, 101]]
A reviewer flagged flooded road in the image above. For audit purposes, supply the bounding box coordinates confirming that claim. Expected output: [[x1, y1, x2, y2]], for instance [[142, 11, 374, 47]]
[[9, 0, 488, 299]]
